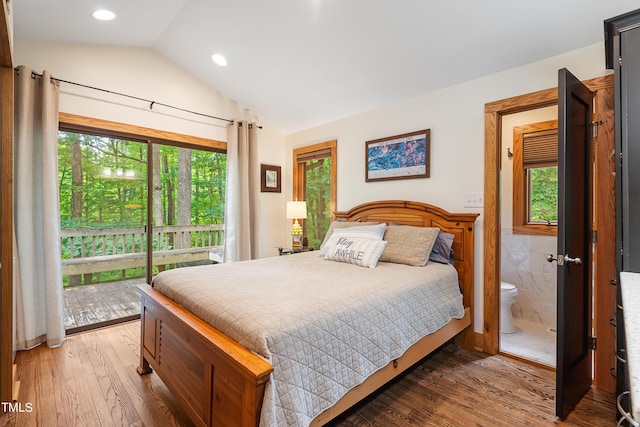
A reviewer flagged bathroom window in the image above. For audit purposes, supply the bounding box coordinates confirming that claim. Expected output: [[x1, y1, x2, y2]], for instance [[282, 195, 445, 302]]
[[512, 120, 558, 236]]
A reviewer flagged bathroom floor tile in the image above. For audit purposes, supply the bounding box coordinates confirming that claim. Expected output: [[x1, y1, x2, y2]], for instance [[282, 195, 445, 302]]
[[499, 317, 556, 367]]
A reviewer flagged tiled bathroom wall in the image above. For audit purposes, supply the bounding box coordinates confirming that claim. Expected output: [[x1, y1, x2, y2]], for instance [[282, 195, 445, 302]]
[[501, 228, 557, 327]]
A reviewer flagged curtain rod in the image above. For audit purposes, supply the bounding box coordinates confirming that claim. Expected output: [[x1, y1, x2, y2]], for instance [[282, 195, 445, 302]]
[[21, 68, 235, 124]]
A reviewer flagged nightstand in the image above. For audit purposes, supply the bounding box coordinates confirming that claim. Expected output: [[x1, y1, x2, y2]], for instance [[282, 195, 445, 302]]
[[277, 247, 314, 256]]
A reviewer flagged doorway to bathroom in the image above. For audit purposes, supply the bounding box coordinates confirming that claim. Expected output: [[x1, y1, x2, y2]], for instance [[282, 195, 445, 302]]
[[483, 74, 617, 393], [499, 107, 558, 368]]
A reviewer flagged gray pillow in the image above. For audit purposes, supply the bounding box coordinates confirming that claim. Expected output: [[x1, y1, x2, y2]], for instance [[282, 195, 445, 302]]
[[429, 231, 455, 264], [379, 225, 440, 266]]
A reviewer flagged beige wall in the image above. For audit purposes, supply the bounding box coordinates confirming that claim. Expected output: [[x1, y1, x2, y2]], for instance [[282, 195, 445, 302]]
[[13, 39, 615, 330], [285, 42, 612, 332]]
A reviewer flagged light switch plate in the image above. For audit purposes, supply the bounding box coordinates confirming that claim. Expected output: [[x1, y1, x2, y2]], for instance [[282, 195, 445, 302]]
[[464, 192, 484, 208]]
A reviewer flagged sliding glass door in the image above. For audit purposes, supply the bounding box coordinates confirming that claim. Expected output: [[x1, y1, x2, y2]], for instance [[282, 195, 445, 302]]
[[58, 130, 227, 333], [58, 131, 148, 332]]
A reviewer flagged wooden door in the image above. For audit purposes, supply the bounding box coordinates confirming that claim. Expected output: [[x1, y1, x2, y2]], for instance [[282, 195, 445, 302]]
[[555, 68, 594, 419]]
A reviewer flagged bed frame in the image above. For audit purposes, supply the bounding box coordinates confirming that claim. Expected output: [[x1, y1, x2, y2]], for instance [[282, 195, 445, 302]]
[[137, 200, 479, 427]]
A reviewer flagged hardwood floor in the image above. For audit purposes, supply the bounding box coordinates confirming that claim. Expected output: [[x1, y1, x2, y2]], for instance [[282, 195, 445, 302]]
[[1, 321, 615, 426], [328, 346, 615, 427]]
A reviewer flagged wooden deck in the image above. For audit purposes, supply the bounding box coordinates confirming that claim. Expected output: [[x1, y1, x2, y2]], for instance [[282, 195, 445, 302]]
[[63, 278, 144, 331]]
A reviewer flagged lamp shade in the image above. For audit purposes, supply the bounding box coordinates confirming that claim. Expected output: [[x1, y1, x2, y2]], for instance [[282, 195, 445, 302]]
[[286, 201, 307, 219]]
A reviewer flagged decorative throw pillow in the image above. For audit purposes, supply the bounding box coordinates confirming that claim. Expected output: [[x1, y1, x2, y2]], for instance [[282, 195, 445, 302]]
[[379, 225, 440, 266], [429, 231, 455, 264], [318, 223, 387, 256], [318, 221, 383, 253], [324, 237, 388, 268]]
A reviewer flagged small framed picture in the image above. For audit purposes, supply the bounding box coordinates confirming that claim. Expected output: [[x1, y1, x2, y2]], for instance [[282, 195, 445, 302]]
[[261, 164, 281, 193], [365, 129, 430, 182]]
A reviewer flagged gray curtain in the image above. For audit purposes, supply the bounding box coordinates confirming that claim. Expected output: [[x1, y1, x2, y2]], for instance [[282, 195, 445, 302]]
[[13, 66, 65, 349], [224, 121, 259, 262]]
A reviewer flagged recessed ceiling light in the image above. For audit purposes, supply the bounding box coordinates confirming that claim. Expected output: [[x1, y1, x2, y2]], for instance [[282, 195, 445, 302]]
[[92, 9, 117, 21], [211, 54, 228, 67]]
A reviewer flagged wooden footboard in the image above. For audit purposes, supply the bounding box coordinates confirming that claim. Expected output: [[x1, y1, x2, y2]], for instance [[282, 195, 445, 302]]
[[137, 284, 273, 427], [139, 284, 470, 427]]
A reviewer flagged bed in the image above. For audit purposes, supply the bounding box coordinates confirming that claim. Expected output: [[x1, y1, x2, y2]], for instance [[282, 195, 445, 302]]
[[137, 200, 479, 427]]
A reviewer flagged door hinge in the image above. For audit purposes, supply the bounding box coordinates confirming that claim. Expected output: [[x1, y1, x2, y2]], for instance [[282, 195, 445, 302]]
[[590, 336, 597, 351], [590, 120, 603, 139], [592, 230, 598, 244]]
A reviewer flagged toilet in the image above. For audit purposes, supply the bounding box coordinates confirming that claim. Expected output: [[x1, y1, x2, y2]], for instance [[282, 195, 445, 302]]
[[500, 282, 519, 334]]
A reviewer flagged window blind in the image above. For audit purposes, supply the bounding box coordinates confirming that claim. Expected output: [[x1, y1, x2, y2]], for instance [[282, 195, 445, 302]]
[[523, 129, 557, 168], [296, 148, 332, 163]]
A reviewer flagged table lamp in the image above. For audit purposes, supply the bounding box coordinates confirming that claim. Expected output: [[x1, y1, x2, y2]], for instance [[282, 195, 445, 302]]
[[286, 201, 307, 248]]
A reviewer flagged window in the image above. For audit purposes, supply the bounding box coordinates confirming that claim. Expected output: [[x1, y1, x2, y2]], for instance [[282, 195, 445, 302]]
[[293, 141, 337, 249], [512, 120, 558, 236]]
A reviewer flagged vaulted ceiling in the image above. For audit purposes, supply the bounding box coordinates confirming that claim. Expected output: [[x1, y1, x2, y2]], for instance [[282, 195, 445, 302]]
[[12, 0, 640, 133]]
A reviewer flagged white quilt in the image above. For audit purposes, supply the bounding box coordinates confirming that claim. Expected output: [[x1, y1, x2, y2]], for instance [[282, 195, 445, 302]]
[[151, 252, 464, 427]]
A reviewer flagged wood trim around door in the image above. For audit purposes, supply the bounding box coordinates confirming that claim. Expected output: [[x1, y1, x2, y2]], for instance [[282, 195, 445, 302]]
[[592, 80, 616, 393], [484, 86, 558, 355], [0, 0, 11, 68], [483, 74, 615, 392], [1, 0, 14, 403], [0, 64, 14, 403], [58, 113, 227, 152]]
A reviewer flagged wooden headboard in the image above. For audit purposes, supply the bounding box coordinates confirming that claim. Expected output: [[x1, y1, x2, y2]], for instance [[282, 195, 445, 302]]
[[334, 200, 479, 339]]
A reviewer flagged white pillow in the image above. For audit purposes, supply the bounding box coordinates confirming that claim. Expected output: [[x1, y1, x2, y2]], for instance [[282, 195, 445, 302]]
[[319, 221, 382, 251], [318, 223, 387, 256], [324, 237, 388, 268]]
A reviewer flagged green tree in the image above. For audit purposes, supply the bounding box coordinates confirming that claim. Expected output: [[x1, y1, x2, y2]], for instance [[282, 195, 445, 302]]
[[58, 131, 227, 285], [304, 158, 331, 248], [529, 166, 558, 222]]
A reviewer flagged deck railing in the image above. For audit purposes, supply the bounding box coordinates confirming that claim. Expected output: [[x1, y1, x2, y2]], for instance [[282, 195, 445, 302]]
[[61, 224, 224, 282]]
